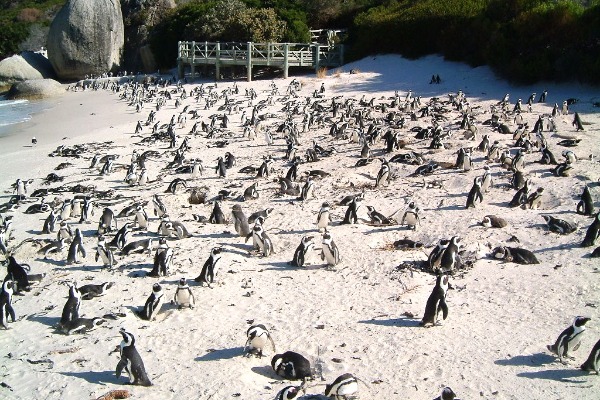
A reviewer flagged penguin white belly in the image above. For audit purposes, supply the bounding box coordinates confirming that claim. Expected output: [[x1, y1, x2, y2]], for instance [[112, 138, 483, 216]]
[[317, 212, 329, 229], [136, 213, 147, 229], [337, 381, 359, 396], [250, 334, 268, 350], [322, 248, 337, 265], [404, 212, 417, 227], [149, 297, 163, 320], [176, 291, 193, 307]]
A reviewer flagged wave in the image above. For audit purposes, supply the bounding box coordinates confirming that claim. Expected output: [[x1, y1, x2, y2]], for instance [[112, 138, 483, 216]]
[[0, 99, 29, 108]]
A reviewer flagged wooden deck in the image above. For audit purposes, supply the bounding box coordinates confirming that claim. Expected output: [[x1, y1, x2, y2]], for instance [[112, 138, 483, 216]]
[[177, 41, 344, 81]]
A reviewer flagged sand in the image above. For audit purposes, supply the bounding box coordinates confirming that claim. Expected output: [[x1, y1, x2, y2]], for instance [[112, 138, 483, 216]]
[[0, 54, 599, 400]]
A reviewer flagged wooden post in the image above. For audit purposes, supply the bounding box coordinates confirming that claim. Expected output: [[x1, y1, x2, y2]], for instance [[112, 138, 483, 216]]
[[339, 44, 344, 67], [283, 43, 289, 79], [216, 42, 221, 80], [177, 41, 184, 80], [190, 41, 196, 80], [246, 42, 252, 82], [314, 44, 320, 73]]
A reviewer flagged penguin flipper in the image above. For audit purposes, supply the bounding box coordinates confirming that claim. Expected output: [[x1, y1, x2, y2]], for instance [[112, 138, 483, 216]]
[[80, 246, 87, 259], [440, 300, 449, 320], [116, 359, 126, 378]]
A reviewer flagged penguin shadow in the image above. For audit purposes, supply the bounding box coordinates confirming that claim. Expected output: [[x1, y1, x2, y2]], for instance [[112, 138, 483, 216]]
[[221, 242, 255, 256], [494, 352, 555, 367], [250, 365, 282, 380], [277, 228, 316, 235], [195, 346, 245, 362], [516, 368, 590, 383], [361, 225, 400, 235], [60, 370, 114, 385], [536, 241, 580, 252], [25, 313, 60, 329], [358, 317, 421, 328], [435, 204, 465, 211], [202, 231, 234, 239], [35, 257, 65, 266], [124, 263, 151, 278], [57, 263, 104, 272]]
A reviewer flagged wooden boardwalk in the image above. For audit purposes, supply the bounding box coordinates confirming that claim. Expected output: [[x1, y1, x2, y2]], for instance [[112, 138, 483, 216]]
[[177, 41, 344, 81]]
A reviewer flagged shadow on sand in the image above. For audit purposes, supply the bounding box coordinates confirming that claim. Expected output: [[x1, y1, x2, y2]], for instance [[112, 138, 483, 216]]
[[195, 346, 245, 362]]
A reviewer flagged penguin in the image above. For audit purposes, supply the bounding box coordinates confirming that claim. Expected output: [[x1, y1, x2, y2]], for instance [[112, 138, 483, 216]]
[[342, 195, 362, 224], [42, 209, 60, 234], [165, 178, 187, 194], [5, 256, 31, 292], [591, 246, 600, 258], [98, 208, 117, 235], [58, 317, 105, 335], [542, 215, 576, 235], [14, 179, 27, 199], [60, 282, 81, 328], [100, 156, 114, 175], [79, 282, 113, 300], [215, 156, 227, 177], [573, 112, 584, 131], [290, 236, 314, 267], [231, 205, 251, 237], [65, 228, 86, 265], [420, 274, 449, 327], [209, 201, 227, 224], [491, 246, 539, 264], [465, 177, 483, 208], [480, 215, 507, 228], [243, 182, 259, 201], [134, 205, 149, 231], [300, 176, 315, 201], [547, 316, 591, 363], [271, 351, 313, 381], [527, 187, 544, 209], [580, 338, 600, 374], [366, 206, 393, 225], [108, 223, 132, 250], [251, 223, 274, 257], [401, 202, 420, 230], [137, 283, 164, 321], [512, 150, 525, 172], [121, 238, 155, 256], [321, 231, 340, 267], [438, 236, 460, 273], [275, 386, 301, 400], [152, 194, 168, 218], [540, 146, 558, 164], [433, 387, 460, 400], [244, 324, 276, 358], [224, 152, 236, 169], [375, 158, 391, 187], [393, 238, 424, 250], [324, 373, 359, 399], [248, 208, 273, 224], [195, 247, 223, 287], [116, 328, 153, 386], [577, 185, 594, 216], [257, 158, 272, 178], [166, 220, 192, 240], [509, 180, 530, 207], [581, 212, 600, 247], [0, 280, 16, 329], [173, 278, 195, 309], [57, 220, 73, 242], [149, 246, 173, 277], [428, 239, 449, 271], [95, 236, 116, 268], [316, 202, 331, 231], [38, 238, 66, 259]]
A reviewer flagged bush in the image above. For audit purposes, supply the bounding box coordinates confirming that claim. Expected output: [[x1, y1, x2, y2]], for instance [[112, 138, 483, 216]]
[[17, 8, 42, 23]]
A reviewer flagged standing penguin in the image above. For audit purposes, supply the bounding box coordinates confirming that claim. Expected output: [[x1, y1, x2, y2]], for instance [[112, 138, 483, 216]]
[[66, 228, 86, 264], [316, 202, 331, 231], [577, 185, 594, 216], [137, 283, 164, 321], [271, 351, 313, 381], [480, 166, 493, 193], [438, 236, 461, 273], [231, 205, 251, 237], [465, 177, 483, 208], [98, 207, 117, 235], [42, 209, 60, 234], [215, 156, 227, 177], [116, 328, 153, 386], [580, 338, 600, 374], [173, 278, 195, 309], [581, 212, 600, 247], [290, 236, 314, 267], [547, 316, 591, 363], [149, 245, 173, 277], [244, 324, 276, 358], [60, 282, 81, 328], [375, 158, 391, 187], [321, 231, 340, 267], [195, 247, 223, 287], [152, 194, 168, 218], [420, 274, 449, 327], [401, 202, 421, 230], [0, 280, 16, 329], [275, 386, 301, 400], [324, 373, 359, 399], [342, 195, 362, 224], [573, 112, 584, 131], [251, 223, 274, 257], [107, 223, 132, 251], [433, 387, 460, 400], [134, 205, 149, 231], [209, 201, 227, 224], [300, 176, 315, 201]]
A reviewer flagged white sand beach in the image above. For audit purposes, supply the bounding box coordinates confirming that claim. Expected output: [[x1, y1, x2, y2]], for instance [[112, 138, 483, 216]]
[[0, 54, 599, 400]]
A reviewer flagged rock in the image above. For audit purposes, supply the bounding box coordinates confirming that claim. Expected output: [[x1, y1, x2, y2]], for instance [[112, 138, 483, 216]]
[[47, 0, 125, 80], [7, 79, 65, 100], [0, 52, 56, 87]]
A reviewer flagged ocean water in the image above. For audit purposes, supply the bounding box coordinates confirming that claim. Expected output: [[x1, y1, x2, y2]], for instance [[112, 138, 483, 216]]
[[0, 95, 50, 137]]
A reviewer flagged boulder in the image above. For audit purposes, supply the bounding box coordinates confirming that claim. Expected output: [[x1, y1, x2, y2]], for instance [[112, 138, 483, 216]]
[[47, 0, 125, 80], [7, 79, 65, 100], [0, 52, 56, 86]]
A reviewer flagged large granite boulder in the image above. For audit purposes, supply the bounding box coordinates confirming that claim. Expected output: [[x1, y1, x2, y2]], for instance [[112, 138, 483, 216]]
[[0, 52, 56, 87], [47, 0, 125, 80], [7, 79, 65, 100]]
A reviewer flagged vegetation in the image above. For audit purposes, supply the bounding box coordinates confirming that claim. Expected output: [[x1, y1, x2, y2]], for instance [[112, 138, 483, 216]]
[[1, 0, 599, 84]]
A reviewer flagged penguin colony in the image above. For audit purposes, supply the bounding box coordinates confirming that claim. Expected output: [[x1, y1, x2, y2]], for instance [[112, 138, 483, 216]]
[[0, 69, 599, 399]]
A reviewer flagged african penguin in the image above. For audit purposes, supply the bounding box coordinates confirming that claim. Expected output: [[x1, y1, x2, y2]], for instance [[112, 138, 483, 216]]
[[137, 283, 164, 321], [324, 373, 359, 399], [420, 274, 449, 327], [59, 282, 81, 328], [581, 212, 600, 247], [580, 338, 600, 374], [195, 247, 223, 287], [271, 351, 313, 381], [290, 236, 314, 268], [173, 278, 195, 309], [0, 280, 16, 329], [547, 316, 591, 363], [491, 246, 539, 264], [116, 328, 153, 386], [321, 231, 340, 267], [58, 317, 105, 335], [244, 324, 276, 358], [66, 228, 86, 264]]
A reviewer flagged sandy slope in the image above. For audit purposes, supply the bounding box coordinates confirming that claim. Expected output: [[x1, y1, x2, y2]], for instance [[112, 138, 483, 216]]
[[0, 54, 599, 400]]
